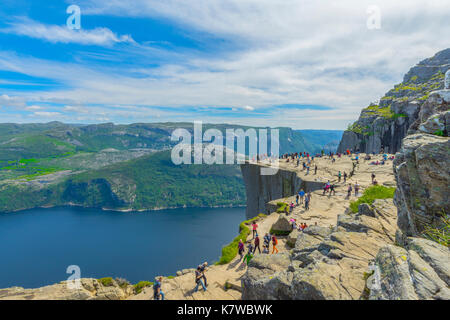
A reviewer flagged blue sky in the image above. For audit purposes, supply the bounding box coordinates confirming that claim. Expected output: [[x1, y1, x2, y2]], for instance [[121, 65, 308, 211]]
[[0, 0, 449, 129]]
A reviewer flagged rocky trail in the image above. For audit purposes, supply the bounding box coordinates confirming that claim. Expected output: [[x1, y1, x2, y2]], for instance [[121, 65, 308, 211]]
[[131, 153, 398, 300]]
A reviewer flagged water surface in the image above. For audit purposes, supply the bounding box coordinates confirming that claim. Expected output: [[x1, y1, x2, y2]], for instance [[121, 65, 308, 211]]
[[0, 206, 245, 288]]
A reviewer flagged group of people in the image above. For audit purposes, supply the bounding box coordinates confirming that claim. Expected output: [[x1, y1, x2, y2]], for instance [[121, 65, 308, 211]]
[[295, 189, 312, 210], [238, 230, 279, 267]]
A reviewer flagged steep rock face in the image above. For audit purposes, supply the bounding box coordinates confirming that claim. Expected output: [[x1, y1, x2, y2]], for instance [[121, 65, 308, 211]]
[[241, 199, 398, 300], [240, 163, 323, 219], [369, 238, 450, 300], [394, 133, 450, 236], [338, 48, 450, 154]]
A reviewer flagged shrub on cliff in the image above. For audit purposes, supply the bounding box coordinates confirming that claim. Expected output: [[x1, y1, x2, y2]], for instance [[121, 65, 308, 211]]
[[350, 185, 396, 213], [216, 213, 266, 265], [133, 281, 154, 294]]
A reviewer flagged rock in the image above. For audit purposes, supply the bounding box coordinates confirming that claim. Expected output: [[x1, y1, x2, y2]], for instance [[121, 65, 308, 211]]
[[286, 229, 300, 248], [271, 214, 292, 233], [338, 48, 450, 154], [369, 241, 450, 300], [242, 200, 398, 300], [358, 203, 376, 217], [394, 133, 450, 236], [0, 278, 134, 300], [176, 271, 183, 277]]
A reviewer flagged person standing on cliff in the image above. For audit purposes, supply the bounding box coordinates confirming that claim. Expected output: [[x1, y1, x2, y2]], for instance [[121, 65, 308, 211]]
[[347, 184, 352, 199], [251, 221, 258, 239], [314, 165, 318, 175], [271, 235, 279, 254], [354, 181, 360, 196], [253, 235, 261, 254], [371, 173, 376, 184], [338, 171, 342, 182], [199, 262, 208, 287], [194, 266, 207, 293], [296, 193, 299, 206], [298, 189, 305, 204], [238, 239, 245, 261], [343, 172, 347, 183], [153, 277, 165, 300]]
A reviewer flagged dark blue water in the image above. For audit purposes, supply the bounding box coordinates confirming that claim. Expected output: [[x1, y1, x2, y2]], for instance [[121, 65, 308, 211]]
[[0, 206, 245, 288]]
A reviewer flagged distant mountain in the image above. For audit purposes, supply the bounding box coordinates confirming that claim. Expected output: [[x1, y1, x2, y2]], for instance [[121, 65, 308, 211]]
[[0, 122, 343, 212], [297, 130, 343, 153]]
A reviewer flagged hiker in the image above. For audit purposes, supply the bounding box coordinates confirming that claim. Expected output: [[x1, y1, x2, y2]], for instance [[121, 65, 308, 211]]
[[298, 189, 305, 204], [354, 181, 360, 196], [199, 262, 208, 287], [343, 172, 347, 183], [323, 181, 331, 195], [243, 242, 254, 265], [296, 194, 299, 205], [371, 173, 376, 183], [153, 277, 165, 300], [238, 239, 245, 261], [194, 266, 207, 292], [314, 165, 318, 175], [330, 183, 336, 196], [251, 221, 258, 239], [289, 202, 294, 215], [347, 184, 352, 198], [272, 235, 279, 254], [338, 171, 342, 182], [263, 233, 271, 254], [253, 235, 261, 254]]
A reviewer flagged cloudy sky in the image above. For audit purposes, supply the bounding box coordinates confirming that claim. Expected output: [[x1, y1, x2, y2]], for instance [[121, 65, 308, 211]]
[[0, 0, 449, 129]]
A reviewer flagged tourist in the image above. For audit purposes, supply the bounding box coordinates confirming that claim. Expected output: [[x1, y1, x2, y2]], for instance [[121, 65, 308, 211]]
[[238, 239, 245, 261], [354, 181, 360, 196], [296, 194, 299, 206], [253, 235, 261, 254], [347, 184, 352, 198], [243, 242, 254, 265], [251, 221, 258, 239], [194, 266, 207, 292], [298, 189, 305, 204], [330, 183, 336, 196], [289, 202, 294, 215], [371, 173, 376, 183], [263, 233, 271, 254], [343, 172, 347, 183], [314, 165, 318, 175], [199, 262, 208, 287], [338, 171, 342, 182], [272, 235, 279, 254], [153, 277, 165, 300]]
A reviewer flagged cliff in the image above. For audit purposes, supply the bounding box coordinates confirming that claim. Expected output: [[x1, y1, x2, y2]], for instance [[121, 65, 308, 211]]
[[338, 48, 450, 154], [240, 162, 324, 219]]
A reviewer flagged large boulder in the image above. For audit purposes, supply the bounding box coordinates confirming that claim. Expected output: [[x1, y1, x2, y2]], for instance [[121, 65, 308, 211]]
[[270, 214, 293, 233], [394, 133, 450, 236], [369, 238, 450, 300]]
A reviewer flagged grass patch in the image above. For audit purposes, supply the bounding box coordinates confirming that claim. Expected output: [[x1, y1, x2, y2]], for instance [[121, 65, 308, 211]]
[[133, 281, 154, 294], [98, 277, 114, 287], [349, 185, 396, 213], [215, 213, 266, 265], [422, 213, 449, 247], [167, 276, 175, 279], [276, 202, 288, 213]]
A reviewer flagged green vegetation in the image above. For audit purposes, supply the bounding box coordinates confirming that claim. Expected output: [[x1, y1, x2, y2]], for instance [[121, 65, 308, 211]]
[[422, 213, 449, 247], [133, 281, 154, 294], [434, 130, 445, 137], [216, 214, 266, 265], [276, 202, 288, 213], [98, 277, 114, 286], [349, 185, 396, 213]]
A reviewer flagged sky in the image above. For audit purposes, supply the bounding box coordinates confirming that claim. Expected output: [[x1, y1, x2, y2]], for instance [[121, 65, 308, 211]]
[[0, 0, 449, 129]]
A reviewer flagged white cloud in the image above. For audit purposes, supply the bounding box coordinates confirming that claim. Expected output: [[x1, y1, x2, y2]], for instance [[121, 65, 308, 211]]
[[1, 17, 134, 46], [1, 1, 450, 128], [0, 94, 26, 108], [33, 111, 62, 117], [243, 105, 254, 111]]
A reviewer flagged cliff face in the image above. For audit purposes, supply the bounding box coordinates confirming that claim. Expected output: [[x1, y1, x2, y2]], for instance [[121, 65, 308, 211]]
[[240, 163, 323, 219], [338, 48, 450, 154]]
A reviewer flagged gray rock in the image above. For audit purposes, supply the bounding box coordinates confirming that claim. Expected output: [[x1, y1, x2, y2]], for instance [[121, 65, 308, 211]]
[[271, 214, 293, 233]]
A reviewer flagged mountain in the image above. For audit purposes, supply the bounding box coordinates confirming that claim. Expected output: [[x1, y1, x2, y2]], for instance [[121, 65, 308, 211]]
[[0, 122, 342, 213], [338, 48, 450, 154]]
